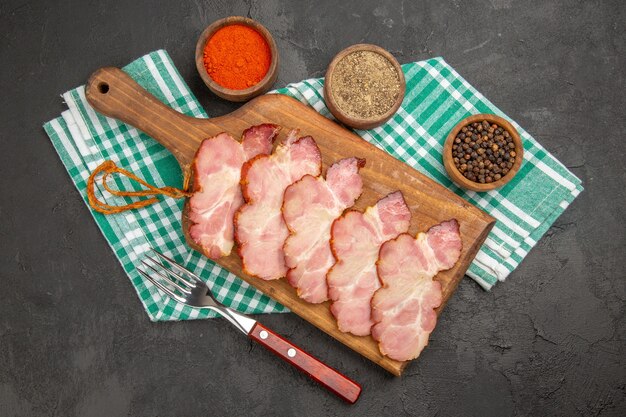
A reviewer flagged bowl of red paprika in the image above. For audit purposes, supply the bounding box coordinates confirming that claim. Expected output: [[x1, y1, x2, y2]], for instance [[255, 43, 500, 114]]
[[195, 16, 279, 102]]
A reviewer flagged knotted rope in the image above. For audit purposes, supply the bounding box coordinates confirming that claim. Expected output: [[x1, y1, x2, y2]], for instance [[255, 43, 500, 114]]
[[87, 160, 191, 214]]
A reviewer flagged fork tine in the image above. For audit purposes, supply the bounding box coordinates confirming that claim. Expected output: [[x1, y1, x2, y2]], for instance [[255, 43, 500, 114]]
[[141, 260, 191, 294], [143, 254, 195, 288], [150, 249, 206, 286], [149, 259, 203, 292], [137, 268, 186, 303]]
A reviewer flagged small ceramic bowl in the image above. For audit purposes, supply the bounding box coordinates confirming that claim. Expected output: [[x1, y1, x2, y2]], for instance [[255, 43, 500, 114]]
[[195, 16, 279, 102], [443, 113, 523, 192], [324, 44, 405, 130]]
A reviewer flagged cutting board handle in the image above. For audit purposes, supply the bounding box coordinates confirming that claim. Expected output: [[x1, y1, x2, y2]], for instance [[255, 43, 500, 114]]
[[85, 67, 205, 165]]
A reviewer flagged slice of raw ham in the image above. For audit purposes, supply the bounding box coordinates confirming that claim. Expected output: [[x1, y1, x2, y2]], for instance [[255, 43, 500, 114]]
[[283, 157, 366, 303], [188, 124, 279, 259], [327, 191, 411, 336], [235, 130, 322, 280], [371, 220, 462, 362]]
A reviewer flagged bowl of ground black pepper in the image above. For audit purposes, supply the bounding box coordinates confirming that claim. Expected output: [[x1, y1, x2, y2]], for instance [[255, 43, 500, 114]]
[[195, 16, 279, 102], [324, 44, 405, 130], [443, 114, 523, 192]]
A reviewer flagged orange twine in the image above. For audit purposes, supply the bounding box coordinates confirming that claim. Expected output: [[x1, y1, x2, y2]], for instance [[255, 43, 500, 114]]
[[87, 160, 191, 215]]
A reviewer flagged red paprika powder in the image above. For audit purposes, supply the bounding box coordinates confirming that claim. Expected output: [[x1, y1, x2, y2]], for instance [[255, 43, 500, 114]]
[[203, 24, 272, 90]]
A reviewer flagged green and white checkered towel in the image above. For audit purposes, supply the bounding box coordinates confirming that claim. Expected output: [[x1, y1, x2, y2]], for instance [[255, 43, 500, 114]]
[[44, 50, 285, 321], [44, 50, 581, 321], [277, 59, 583, 290]]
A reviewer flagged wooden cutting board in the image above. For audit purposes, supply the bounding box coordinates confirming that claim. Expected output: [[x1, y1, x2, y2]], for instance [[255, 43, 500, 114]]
[[86, 67, 495, 376]]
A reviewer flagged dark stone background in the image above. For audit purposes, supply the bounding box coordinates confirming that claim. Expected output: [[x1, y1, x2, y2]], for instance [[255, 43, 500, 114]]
[[1, 0, 624, 416]]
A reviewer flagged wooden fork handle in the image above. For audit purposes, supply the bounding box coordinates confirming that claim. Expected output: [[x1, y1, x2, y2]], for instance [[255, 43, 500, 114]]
[[249, 323, 362, 404]]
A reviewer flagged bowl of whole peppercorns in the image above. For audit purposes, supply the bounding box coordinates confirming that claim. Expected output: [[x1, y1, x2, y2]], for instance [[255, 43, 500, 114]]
[[443, 114, 523, 192]]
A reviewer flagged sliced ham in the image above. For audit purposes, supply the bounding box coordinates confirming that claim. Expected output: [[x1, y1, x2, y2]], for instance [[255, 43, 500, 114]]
[[283, 157, 365, 303], [371, 220, 462, 362], [235, 130, 322, 280], [327, 191, 411, 336], [188, 124, 279, 259]]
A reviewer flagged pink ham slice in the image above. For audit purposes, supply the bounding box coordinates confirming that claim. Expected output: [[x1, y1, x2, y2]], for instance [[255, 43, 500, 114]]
[[235, 130, 322, 280], [188, 124, 279, 259], [282, 157, 365, 303], [371, 220, 462, 362], [327, 191, 411, 336]]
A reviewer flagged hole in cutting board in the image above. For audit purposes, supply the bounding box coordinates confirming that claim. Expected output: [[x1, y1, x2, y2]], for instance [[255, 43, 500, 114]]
[[98, 82, 109, 94]]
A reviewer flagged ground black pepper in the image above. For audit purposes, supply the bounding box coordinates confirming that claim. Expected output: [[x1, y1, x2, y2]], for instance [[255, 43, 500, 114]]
[[330, 51, 401, 119], [452, 120, 518, 184]]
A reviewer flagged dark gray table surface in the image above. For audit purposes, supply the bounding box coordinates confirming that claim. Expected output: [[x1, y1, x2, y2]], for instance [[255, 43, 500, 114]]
[[1, 1, 624, 416]]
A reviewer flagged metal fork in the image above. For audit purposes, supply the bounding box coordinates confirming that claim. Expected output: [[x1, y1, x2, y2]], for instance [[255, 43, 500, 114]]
[[138, 249, 361, 404]]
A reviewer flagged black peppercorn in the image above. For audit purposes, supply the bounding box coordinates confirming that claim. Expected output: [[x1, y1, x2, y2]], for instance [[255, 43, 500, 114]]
[[452, 120, 517, 184]]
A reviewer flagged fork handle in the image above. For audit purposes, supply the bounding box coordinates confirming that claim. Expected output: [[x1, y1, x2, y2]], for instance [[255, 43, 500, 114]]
[[249, 323, 362, 404]]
